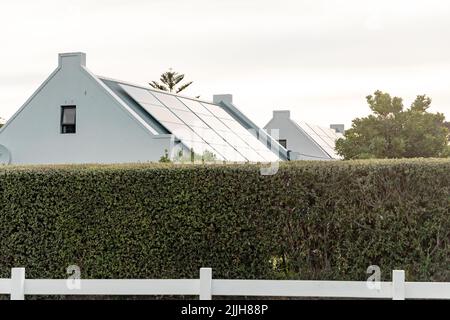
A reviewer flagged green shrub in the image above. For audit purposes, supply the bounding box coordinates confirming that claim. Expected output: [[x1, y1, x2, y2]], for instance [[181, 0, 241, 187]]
[[0, 159, 449, 285]]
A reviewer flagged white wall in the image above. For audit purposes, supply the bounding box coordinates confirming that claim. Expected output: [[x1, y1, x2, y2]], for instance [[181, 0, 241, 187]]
[[0, 53, 171, 165], [264, 110, 331, 160]]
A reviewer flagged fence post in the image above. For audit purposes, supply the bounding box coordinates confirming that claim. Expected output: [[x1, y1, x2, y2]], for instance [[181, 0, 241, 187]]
[[199, 268, 212, 300], [392, 270, 405, 300], [11, 268, 25, 300]]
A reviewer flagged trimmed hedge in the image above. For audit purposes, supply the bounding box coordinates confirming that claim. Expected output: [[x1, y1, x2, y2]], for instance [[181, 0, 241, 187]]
[[0, 159, 449, 285]]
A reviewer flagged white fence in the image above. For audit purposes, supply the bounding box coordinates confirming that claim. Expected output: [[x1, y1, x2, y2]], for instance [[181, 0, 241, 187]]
[[0, 268, 449, 300]]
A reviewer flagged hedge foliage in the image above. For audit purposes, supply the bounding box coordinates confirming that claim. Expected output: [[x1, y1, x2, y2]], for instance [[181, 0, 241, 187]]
[[0, 159, 449, 286]]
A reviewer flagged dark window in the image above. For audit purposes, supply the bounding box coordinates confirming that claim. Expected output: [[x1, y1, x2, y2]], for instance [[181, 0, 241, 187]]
[[61, 106, 76, 134], [278, 139, 287, 148]]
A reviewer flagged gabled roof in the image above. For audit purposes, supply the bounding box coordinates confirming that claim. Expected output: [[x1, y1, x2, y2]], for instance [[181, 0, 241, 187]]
[[264, 110, 343, 160], [99, 76, 285, 162], [0, 51, 286, 163]]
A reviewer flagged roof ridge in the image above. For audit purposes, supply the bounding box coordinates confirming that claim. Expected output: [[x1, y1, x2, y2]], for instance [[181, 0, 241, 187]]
[[96, 75, 216, 106]]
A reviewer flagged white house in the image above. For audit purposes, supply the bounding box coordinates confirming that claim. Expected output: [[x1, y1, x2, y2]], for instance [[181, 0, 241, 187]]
[[0, 52, 287, 165], [264, 110, 344, 160]]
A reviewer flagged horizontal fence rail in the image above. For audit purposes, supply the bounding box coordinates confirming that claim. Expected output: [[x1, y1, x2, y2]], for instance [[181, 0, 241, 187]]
[[0, 268, 449, 300]]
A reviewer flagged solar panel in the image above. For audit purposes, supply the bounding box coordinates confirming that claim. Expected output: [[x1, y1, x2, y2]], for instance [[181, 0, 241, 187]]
[[200, 103, 282, 161], [221, 131, 250, 149], [178, 98, 211, 116], [140, 103, 184, 124], [151, 92, 191, 111], [315, 126, 338, 147], [209, 144, 248, 161], [179, 99, 267, 162], [200, 102, 234, 120], [119, 84, 225, 160], [151, 93, 249, 162], [311, 126, 335, 149], [217, 117, 277, 161], [180, 99, 249, 148], [170, 108, 207, 128], [119, 83, 281, 162], [120, 84, 164, 106], [309, 124, 341, 158], [256, 145, 280, 162], [203, 107, 280, 161], [297, 122, 340, 158]]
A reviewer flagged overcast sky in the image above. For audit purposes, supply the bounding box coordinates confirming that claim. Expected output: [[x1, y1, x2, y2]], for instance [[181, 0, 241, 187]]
[[1, 0, 450, 128]]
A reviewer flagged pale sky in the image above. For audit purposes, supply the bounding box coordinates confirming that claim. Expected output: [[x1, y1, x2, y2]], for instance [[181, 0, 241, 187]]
[[1, 0, 450, 128]]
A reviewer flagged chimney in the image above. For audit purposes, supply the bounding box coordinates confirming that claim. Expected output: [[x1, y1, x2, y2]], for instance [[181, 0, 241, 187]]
[[213, 94, 233, 104], [330, 124, 345, 134], [273, 110, 290, 119], [58, 52, 86, 68]]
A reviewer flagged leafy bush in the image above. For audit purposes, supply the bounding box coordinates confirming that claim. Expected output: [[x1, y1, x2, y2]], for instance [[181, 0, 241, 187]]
[[0, 159, 448, 286], [336, 91, 449, 159]]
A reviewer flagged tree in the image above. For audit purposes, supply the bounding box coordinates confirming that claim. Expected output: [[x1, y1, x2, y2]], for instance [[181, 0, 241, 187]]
[[336, 90, 449, 159], [149, 69, 193, 93], [444, 121, 450, 140]]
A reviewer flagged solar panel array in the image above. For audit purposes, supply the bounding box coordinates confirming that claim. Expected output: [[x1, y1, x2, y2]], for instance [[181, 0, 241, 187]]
[[120, 84, 280, 162], [297, 121, 342, 159]]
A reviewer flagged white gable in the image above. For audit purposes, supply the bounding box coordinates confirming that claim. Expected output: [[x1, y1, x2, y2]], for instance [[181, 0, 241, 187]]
[[0, 53, 171, 165]]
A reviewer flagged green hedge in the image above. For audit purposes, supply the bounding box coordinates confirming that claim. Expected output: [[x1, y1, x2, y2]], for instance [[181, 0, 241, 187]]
[[0, 159, 449, 285]]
